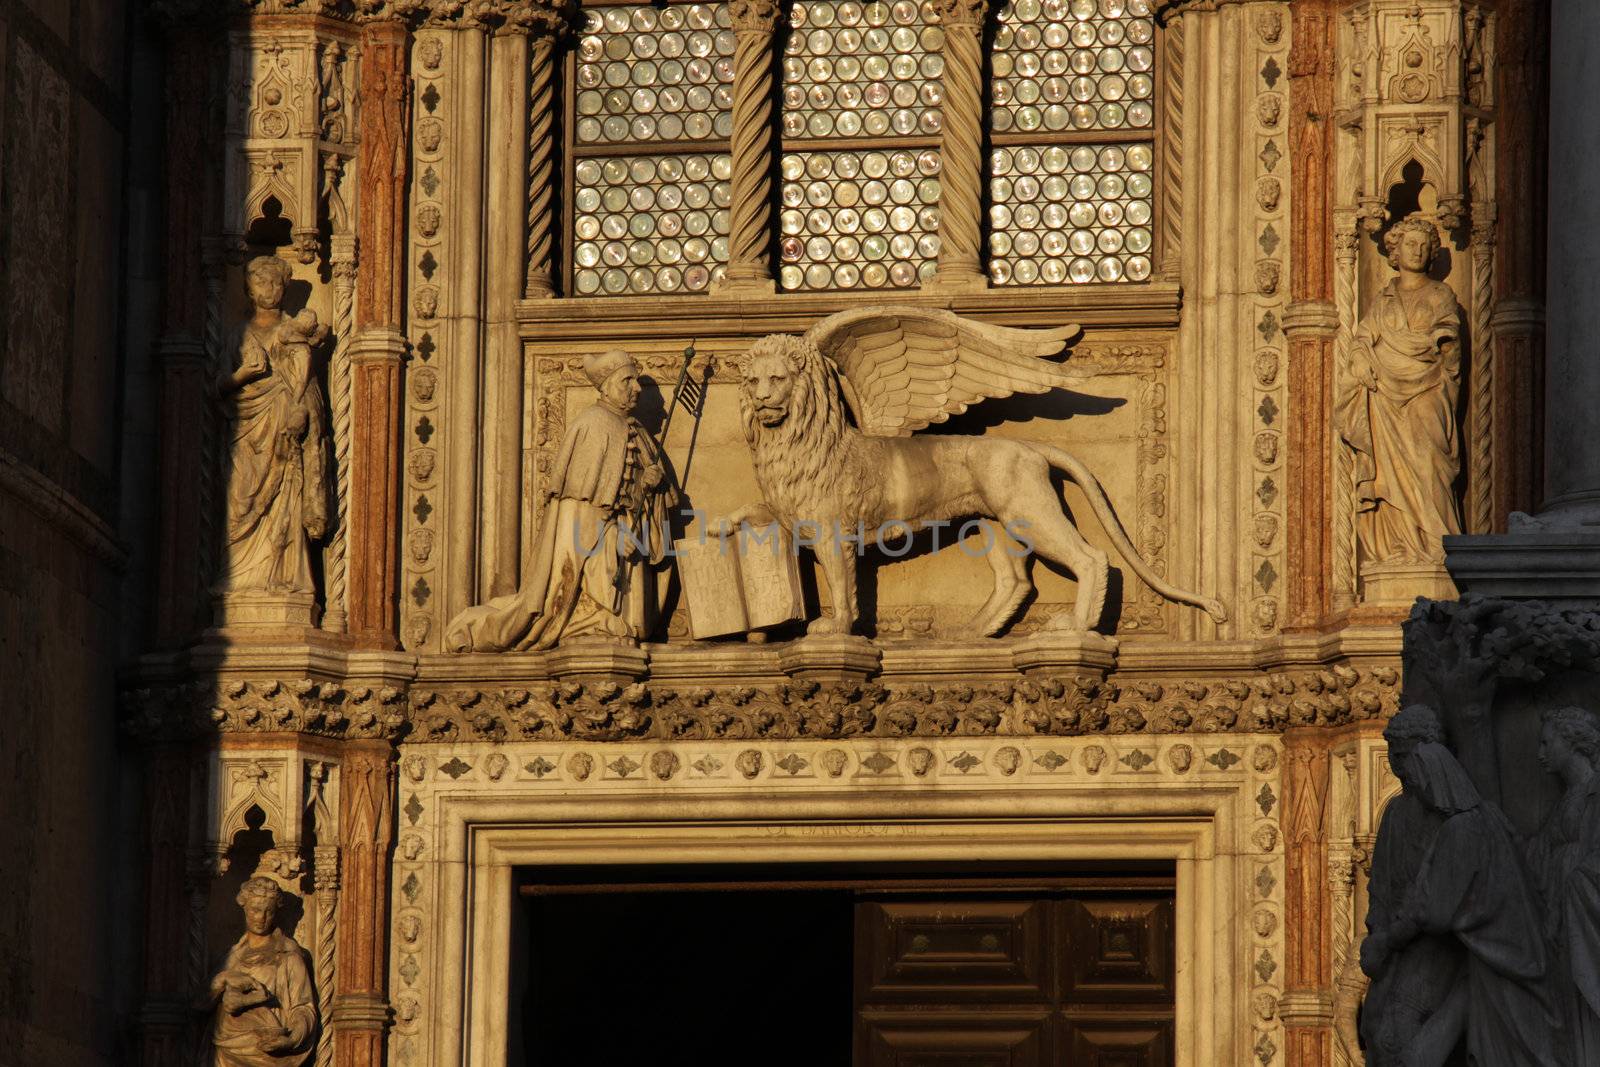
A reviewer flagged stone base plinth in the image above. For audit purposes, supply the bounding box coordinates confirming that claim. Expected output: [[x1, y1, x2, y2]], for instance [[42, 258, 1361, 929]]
[[1445, 530, 1600, 603], [212, 591, 320, 630], [777, 633, 882, 683], [1358, 561, 1457, 606], [1008, 630, 1119, 676], [546, 638, 650, 682]]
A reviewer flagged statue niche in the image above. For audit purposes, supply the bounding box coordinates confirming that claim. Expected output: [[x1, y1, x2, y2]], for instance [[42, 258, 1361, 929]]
[[199, 876, 318, 1066], [1336, 214, 1464, 603], [718, 307, 1229, 637], [213, 255, 330, 628]]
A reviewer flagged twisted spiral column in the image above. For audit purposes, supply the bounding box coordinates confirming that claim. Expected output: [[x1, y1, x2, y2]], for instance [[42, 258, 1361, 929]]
[[1159, 14, 1183, 278], [722, 0, 781, 288], [1467, 208, 1497, 533], [524, 14, 566, 298], [928, 0, 988, 289], [313, 840, 339, 1067], [324, 239, 357, 633], [1331, 220, 1359, 608]]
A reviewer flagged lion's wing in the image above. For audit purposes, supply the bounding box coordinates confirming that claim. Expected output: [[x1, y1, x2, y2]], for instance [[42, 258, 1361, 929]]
[[802, 307, 1082, 437]]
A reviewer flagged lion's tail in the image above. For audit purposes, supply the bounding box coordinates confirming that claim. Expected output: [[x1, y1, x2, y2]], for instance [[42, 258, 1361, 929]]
[[1027, 442, 1230, 625]]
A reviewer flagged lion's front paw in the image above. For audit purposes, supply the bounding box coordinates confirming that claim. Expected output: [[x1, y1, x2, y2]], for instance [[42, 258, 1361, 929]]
[[806, 616, 844, 636]]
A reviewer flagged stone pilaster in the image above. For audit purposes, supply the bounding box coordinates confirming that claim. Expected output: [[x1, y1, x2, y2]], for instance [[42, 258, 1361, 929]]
[[925, 0, 988, 291], [1284, 0, 1337, 631], [350, 19, 410, 649], [154, 28, 215, 647], [1280, 730, 1333, 1067], [333, 741, 396, 1067], [136, 745, 197, 1067], [1448, 0, 1600, 598]]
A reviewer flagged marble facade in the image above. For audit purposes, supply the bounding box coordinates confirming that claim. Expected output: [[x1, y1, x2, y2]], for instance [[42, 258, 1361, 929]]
[[0, 0, 1575, 1063]]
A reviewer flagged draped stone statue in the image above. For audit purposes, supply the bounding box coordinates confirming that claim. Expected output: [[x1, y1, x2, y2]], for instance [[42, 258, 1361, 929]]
[[1528, 706, 1600, 1064], [214, 255, 330, 624], [1359, 704, 1557, 1066], [199, 877, 317, 1066], [445, 349, 677, 651], [1337, 215, 1463, 576]]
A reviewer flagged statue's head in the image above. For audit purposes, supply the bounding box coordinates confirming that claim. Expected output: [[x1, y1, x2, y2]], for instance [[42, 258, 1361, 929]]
[[236, 876, 283, 936], [738, 335, 808, 429], [1540, 706, 1600, 781], [1383, 214, 1441, 274], [244, 255, 292, 311], [583, 349, 640, 413], [1383, 703, 1444, 787]]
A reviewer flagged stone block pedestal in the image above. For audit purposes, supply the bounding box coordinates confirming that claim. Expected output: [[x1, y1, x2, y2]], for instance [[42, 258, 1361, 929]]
[[1358, 561, 1457, 606], [1446, 529, 1600, 604]]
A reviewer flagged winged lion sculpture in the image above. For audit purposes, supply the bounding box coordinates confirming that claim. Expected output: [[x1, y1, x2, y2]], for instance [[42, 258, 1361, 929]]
[[715, 306, 1229, 638]]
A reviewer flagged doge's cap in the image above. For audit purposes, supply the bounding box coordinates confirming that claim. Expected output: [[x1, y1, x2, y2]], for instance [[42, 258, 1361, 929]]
[[583, 349, 635, 388]]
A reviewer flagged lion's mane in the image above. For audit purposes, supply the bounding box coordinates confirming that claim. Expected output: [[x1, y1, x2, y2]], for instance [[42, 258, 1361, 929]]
[[738, 334, 873, 527]]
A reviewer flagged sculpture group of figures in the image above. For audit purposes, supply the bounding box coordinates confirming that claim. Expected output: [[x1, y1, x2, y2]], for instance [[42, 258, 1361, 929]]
[[1361, 703, 1600, 1065], [214, 214, 1466, 644], [444, 307, 1228, 651]]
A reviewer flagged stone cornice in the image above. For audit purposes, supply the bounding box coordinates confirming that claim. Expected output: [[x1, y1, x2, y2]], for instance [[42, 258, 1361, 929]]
[[144, 0, 570, 28]]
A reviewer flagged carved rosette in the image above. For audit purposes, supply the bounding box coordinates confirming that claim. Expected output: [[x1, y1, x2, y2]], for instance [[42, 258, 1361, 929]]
[[717, 0, 783, 288], [927, 0, 988, 288]]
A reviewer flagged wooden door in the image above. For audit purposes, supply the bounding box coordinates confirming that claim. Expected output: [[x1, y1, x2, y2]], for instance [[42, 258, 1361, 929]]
[[854, 891, 1174, 1067]]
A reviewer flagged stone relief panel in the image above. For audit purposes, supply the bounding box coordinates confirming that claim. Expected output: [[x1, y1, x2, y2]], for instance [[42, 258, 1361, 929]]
[[521, 327, 1193, 642]]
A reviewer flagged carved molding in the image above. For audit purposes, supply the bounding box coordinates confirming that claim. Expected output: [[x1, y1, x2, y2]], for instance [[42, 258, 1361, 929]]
[[388, 733, 1286, 1066], [123, 663, 1399, 744]]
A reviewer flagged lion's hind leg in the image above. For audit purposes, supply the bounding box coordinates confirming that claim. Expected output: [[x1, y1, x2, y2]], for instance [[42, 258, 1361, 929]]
[[968, 524, 1030, 636], [976, 447, 1109, 633], [997, 491, 1108, 632]]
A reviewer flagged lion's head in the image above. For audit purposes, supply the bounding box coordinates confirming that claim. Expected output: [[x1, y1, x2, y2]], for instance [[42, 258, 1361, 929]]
[[737, 334, 844, 443], [736, 333, 852, 508]]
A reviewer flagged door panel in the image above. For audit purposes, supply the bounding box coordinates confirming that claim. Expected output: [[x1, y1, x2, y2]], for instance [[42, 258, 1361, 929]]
[[1061, 898, 1174, 1002], [860, 1010, 1051, 1067], [1061, 1018, 1173, 1067], [857, 899, 1053, 1002], [855, 891, 1174, 1067]]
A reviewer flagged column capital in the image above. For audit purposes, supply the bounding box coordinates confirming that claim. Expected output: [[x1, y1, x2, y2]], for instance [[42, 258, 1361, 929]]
[[729, 0, 784, 34], [933, 0, 987, 28]]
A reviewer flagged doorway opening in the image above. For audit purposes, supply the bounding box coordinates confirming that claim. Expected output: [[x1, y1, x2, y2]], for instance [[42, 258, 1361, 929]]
[[515, 861, 1176, 1066]]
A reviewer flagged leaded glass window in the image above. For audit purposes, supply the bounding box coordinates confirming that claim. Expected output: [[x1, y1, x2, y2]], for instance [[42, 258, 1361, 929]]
[[987, 0, 1157, 284], [777, 0, 945, 291], [567, 2, 735, 295]]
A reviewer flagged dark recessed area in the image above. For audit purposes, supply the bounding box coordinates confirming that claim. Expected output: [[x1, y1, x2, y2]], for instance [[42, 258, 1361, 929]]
[[520, 888, 855, 1066]]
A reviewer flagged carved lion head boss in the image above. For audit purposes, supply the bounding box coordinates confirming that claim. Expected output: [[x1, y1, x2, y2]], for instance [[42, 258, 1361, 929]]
[[724, 307, 1229, 638]]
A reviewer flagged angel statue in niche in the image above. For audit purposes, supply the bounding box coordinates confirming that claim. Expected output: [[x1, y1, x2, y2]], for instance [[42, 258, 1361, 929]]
[[715, 307, 1229, 637]]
